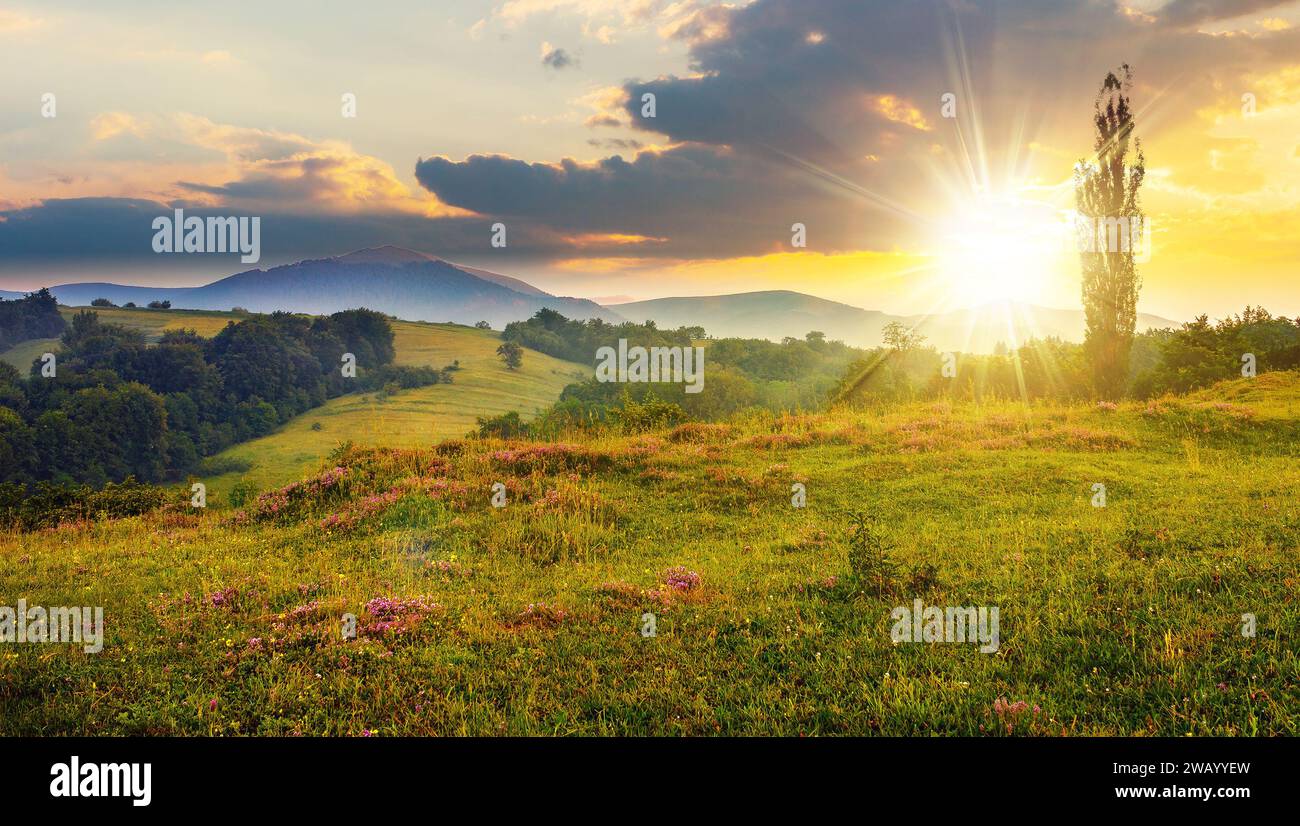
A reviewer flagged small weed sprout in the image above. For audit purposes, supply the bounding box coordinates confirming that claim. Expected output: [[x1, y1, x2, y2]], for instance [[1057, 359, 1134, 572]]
[[846, 511, 897, 597]]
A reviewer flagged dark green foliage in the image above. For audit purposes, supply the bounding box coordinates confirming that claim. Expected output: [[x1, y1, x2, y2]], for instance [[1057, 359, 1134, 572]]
[[0, 477, 169, 531], [1130, 307, 1300, 398], [496, 341, 523, 369], [505, 309, 866, 428], [475, 410, 529, 439], [356, 363, 451, 391], [0, 289, 66, 350], [835, 307, 1298, 406], [612, 390, 686, 433], [0, 305, 402, 497]]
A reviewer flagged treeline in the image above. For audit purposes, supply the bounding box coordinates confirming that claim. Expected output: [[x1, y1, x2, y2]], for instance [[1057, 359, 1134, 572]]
[[483, 309, 867, 436], [0, 306, 448, 488], [0, 289, 65, 350], [836, 308, 1300, 403], [503, 308, 701, 363]]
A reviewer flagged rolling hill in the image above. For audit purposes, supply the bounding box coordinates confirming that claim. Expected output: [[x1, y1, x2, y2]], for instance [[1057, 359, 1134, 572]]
[[4, 371, 1296, 735], [6, 250, 1185, 353], [25, 247, 623, 329], [0, 305, 588, 493], [611, 291, 1181, 352], [199, 318, 587, 495]]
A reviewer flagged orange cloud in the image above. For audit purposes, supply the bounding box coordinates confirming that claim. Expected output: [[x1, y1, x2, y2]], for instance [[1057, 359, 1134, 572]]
[[871, 94, 931, 131], [562, 232, 668, 247]]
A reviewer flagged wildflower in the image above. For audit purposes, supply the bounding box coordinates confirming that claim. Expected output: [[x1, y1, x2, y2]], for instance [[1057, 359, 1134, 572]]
[[662, 566, 701, 592]]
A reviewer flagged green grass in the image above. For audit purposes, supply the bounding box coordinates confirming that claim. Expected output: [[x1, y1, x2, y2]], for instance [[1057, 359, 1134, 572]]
[[2, 372, 1297, 736], [201, 320, 586, 494]]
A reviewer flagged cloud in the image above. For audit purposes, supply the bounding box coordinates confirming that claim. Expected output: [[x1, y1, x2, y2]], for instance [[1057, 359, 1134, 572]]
[[1157, 0, 1296, 28], [408, 0, 1300, 266], [578, 85, 630, 128], [11, 112, 428, 213], [540, 41, 576, 69], [90, 112, 148, 142], [488, 0, 740, 44], [160, 115, 465, 217], [0, 196, 535, 280], [0, 9, 43, 34], [587, 137, 645, 150], [414, 144, 905, 258]]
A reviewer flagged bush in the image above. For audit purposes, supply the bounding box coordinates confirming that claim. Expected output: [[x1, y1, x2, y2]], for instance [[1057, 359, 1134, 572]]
[[2, 477, 169, 531], [227, 480, 258, 509], [475, 410, 529, 439], [614, 391, 687, 433]]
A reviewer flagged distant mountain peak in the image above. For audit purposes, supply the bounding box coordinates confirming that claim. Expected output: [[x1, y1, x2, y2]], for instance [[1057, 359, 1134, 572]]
[[333, 246, 440, 265]]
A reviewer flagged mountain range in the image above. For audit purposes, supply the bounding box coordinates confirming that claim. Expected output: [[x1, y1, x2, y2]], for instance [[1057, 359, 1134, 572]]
[[1, 247, 619, 329], [611, 291, 1180, 353], [1, 247, 1182, 352]]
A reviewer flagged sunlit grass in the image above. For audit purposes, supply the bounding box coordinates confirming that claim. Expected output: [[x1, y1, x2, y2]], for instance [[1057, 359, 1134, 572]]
[[1, 374, 1296, 736]]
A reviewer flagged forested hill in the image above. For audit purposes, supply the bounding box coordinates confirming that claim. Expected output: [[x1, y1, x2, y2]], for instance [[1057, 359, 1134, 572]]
[[0, 289, 65, 351], [0, 306, 448, 489]]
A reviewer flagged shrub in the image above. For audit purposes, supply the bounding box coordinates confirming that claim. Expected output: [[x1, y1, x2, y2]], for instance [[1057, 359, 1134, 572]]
[[614, 391, 687, 433], [475, 411, 529, 439], [846, 512, 898, 597], [227, 480, 258, 509]]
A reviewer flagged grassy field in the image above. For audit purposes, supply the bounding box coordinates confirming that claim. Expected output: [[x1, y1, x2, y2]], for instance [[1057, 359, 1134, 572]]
[[1, 372, 1296, 736], [0, 306, 588, 494], [201, 320, 586, 495]]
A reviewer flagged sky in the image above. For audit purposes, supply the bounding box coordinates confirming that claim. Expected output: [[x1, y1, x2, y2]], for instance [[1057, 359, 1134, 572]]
[[1, 0, 1298, 321]]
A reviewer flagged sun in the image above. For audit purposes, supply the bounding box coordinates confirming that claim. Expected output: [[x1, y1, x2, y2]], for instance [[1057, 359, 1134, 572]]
[[934, 194, 1071, 307]]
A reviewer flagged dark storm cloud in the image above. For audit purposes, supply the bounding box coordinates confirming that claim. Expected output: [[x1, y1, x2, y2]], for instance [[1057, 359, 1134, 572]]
[[541, 45, 575, 70], [0, 197, 601, 284], [622, 0, 1299, 167], [413, 146, 902, 258], [418, 0, 1300, 256]]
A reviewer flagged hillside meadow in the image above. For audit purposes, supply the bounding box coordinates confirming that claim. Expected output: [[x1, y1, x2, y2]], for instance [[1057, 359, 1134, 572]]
[[1, 372, 1296, 736], [201, 319, 586, 493], [0, 306, 588, 493]]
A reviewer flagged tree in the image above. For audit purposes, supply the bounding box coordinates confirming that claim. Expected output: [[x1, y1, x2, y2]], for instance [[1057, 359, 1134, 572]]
[[475, 321, 491, 330], [147, 300, 171, 309], [1075, 64, 1146, 400], [91, 298, 116, 307], [881, 321, 926, 352], [496, 341, 523, 370]]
